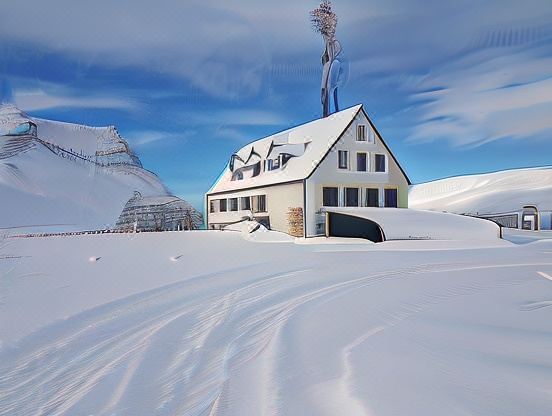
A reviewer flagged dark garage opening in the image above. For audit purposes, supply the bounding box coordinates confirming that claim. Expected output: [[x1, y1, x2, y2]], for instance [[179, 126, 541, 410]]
[[327, 212, 385, 242]]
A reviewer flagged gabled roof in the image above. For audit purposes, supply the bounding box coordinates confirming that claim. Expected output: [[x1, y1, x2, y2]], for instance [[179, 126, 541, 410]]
[[208, 104, 410, 194]]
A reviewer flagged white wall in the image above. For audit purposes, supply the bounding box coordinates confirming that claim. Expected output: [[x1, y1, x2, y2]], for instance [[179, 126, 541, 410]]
[[207, 181, 304, 234], [305, 111, 409, 236]]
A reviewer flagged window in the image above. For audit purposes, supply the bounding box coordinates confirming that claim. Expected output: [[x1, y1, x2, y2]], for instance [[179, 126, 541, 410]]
[[375, 154, 386, 172], [357, 124, 366, 141], [323, 187, 339, 206], [219, 199, 227, 212], [267, 158, 279, 171], [357, 152, 367, 172], [232, 170, 243, 181], [240, 196, 251, 210], [345, 187, 359, 207], [258, 195, 266, 212], [338, 150, 348, 169], [366, 188, 379, 207], [229, 198, 238, 211], [252, 195, 267, 213], [252, 162, 261, 177], [209, 200, 217, 213], [384, 189, 398, 207]]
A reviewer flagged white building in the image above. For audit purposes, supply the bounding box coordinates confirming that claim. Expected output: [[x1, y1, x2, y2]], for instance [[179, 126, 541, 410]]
[[205, 104, 411, 237]]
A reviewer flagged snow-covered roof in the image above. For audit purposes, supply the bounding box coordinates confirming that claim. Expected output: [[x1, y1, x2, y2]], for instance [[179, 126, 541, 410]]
[[125, 194, 191, 208], [208, 104, 363, 194]]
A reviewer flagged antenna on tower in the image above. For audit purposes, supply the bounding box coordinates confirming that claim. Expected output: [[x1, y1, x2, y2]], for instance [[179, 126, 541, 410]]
[[310, 1, 348, 117]]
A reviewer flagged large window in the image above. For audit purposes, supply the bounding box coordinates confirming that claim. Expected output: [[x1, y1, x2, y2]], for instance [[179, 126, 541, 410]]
[[366, 188, 379, 207], [219, 199, 227, 212], [357, 152, 367, 172], [229, 198, 238, 211], [375, 154, 386, 172], [356, 125, 366, 141], [338, 150, 348, 169], [345, 187, 359, 207], [323, 187, 339, 206], [252, 195, 267, 213], [240, 196, 251, 210], [384, 188, 398, 207]]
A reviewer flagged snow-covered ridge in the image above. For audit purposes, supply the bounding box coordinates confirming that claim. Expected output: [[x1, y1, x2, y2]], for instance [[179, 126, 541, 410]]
[[409, 167, 552, 215], [0, 104, 172, 232], [0, 104, 141, 167]]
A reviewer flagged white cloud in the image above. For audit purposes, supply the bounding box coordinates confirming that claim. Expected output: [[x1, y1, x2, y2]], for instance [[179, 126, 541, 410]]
[[12, 89, 135, 112]]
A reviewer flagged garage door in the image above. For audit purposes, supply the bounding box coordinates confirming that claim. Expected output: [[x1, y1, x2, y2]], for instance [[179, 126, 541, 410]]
[[327, 212, 385, 242]]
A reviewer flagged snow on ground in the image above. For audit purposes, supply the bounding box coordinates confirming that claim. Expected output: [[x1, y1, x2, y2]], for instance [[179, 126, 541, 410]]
[[409, 166, 552, 214], [1, 230, 552, 415]]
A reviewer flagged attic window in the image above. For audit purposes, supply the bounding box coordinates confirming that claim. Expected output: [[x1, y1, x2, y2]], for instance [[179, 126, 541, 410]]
[[267, 158, 280, 171], [338, 150, 348, 169], [356, 125, 366, 141]]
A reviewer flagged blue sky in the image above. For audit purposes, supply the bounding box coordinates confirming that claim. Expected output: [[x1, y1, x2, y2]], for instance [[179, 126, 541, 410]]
[[1, 0, 551, 209]]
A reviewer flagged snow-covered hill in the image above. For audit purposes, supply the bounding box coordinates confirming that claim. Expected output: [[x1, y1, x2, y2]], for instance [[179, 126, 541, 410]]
[[0, 105, 170, 232], [409, 167, 552, 215]]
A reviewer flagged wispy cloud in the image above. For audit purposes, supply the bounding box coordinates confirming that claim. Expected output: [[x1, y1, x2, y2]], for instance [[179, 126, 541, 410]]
[[408, 48, 552, 147], [125, 130, 194, 148], [12, 88, 136, 112]]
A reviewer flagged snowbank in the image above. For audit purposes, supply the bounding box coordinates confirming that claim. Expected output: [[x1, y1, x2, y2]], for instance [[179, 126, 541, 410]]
[[223, 220, 295, 242], [325, 207, 501, 241]]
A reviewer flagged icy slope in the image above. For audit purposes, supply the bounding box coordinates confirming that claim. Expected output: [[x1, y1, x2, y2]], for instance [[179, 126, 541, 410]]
[[0, 105, 169, 231], [1, 232, 551, 415], [409, 167, 552, 214]]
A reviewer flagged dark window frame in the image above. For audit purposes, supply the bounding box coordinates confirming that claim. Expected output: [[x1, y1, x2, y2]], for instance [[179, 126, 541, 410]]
[[356, 124, 367, 141], [375, 154, 386, 172], [240, 196, 251, 210], [357, 152, 367, 172], [257, 195, 266, 212], [365, 188, 379, 207], [384, 188, 398, 208], [345, 187, 359, 207], [322, 187, 339, 207], [338, 150, 348, 169]]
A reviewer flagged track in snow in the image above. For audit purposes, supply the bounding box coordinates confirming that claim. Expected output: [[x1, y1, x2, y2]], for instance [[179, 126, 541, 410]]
[[1, 232, 552, 415]]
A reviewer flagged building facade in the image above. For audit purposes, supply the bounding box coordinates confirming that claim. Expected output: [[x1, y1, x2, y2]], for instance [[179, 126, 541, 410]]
[[206, 104, 410, 237]]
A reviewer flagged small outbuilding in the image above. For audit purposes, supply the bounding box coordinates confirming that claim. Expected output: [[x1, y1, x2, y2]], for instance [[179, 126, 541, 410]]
[[115, 192, 202, 232]]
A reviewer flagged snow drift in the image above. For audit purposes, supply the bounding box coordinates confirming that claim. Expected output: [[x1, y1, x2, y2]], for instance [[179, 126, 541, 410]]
[[0, 105, 172, 232], [325, 207, 501, 241]]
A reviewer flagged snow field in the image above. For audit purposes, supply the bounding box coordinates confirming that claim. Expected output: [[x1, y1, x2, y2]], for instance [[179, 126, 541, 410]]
[[1, 231, 552, 415]]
